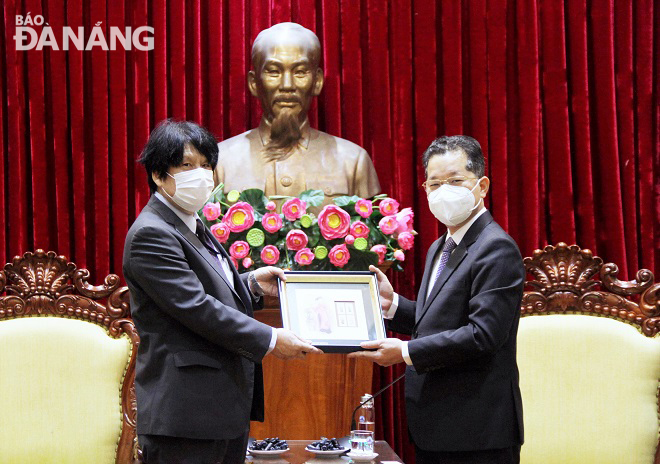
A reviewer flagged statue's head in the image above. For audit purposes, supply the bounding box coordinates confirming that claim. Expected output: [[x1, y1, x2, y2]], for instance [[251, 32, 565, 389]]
[[248, 23, 324, 159]]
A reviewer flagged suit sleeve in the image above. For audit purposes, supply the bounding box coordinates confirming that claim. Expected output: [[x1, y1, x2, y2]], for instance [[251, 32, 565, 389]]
[[126, 225, 272, 362], [386, 295, 416, 335], [407, 236, 525, 373]]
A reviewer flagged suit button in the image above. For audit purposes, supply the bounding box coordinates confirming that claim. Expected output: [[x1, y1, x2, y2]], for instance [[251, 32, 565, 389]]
[[324, 186, 333, 195]]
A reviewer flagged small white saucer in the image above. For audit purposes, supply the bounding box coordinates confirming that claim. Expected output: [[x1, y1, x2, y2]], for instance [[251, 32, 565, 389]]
[[305, 445, 348, 456], [248, 447, 289, 456], [347, 451, 379, 462]]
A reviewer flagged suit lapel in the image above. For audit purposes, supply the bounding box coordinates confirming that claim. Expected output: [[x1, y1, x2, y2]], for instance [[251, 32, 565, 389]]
[[206, 228, 253, 311], [147, 196, 247, 309], [414, 243, 468, 329], [416, 237, 443, 306], [414, 211, 495, 329]]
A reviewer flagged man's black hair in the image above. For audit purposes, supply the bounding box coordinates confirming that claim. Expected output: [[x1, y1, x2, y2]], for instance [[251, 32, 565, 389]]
[[422, 135, 486, 178], [138, 119, 219, 193]]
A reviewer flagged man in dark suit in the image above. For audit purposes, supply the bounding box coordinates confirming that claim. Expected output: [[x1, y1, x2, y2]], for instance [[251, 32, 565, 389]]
[[123, 120, 320, 464], [350, 136, 525, 464]]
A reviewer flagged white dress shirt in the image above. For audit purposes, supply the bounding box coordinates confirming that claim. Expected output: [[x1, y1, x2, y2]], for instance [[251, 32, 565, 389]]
[[386, 208, 488, 365], [154, 192, 277, 353]]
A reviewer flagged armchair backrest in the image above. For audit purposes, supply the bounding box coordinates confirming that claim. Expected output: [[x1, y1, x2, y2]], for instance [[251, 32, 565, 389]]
[[0, 250, 138, 464], [518, 243, 660, 464]]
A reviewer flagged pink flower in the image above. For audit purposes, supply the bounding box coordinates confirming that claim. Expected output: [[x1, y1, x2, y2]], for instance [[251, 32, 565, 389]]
[[350, 221, 370, 238], [329, 244, 350, 268], [393, 249, 405, 261], [266, 201, 277, 211], [355, 199, 373, 218], [261, 245, 280, 265], [262, 212, 283, 234], [379, 215, 398, 235], [230, 257, 239, 269], [242, 257, 253, 268], [395, 207, 414, 234], [379, 198, 400, 215], [286, 229, 309, 251], [282, 198, 307, 221], [397, 231, 415, 250], [210, 223, 230, 243], [229, 241, 250, 259], [202, 202, 222, 221], [345, 234, 355, 245], [370, 244, 387, 265], [318, 205, 351, 240], [294, 248, 315, 266], [223, 202, 255, 233]]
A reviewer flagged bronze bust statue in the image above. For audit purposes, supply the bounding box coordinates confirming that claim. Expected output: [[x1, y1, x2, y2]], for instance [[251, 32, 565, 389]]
[[215, 23, 381, 206]]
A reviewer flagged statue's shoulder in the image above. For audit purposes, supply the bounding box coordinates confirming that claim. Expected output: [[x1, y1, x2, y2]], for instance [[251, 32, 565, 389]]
[[312, 129, 368, 158], [217, 129, 257, 156]]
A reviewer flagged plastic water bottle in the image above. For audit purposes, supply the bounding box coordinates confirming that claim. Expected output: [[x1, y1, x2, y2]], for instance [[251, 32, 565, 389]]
[[357, 393, 375, 433]]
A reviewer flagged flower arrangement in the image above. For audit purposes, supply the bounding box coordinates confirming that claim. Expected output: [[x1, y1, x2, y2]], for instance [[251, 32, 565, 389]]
[[199, 185, 416, 272]]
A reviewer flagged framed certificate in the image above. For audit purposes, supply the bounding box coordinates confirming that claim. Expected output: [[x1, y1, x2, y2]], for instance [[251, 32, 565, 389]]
[[278, 271, 386, 353]]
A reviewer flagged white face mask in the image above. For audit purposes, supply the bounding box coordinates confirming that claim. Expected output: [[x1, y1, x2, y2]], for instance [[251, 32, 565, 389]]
[[428, 178, 484, 226], [163, 168, 214, 213]]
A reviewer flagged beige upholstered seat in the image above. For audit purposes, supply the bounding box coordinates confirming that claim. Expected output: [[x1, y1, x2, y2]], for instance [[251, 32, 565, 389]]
[[0, 250, 138, 464], [518, 243, 660, 464]]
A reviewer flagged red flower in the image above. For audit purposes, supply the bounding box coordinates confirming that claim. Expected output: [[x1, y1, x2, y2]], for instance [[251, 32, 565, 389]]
[[229, 241, 250, 259], [294, 248, 315, 266], [350, 220, 370, 238], [282, 197, 307, 221], [261, 245, 280, 265], [379, 215, 398, 235], [242, 257, 254, 268], [355, 199, 373, 218], [370, 244, 387, 265], [379, 198, 400, 215], [393, 250, 405, 261], [286, 229, 309, 251], [262, 212, 283, 234], [210, 223, 230, 243], [395, 208, 414, 234], [318, 205, 351, 240], [202, 202, 222, 221], [329, 244, 350, 268], [223, 202, 255, 233], [397, 232, 415, 250]]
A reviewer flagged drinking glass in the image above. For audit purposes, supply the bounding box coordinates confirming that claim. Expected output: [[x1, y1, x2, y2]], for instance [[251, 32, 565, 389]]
[[349, 430, 374, 455]]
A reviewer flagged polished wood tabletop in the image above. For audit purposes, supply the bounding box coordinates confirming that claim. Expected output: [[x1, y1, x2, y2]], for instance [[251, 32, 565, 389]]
[[245, 440, 403, 464]]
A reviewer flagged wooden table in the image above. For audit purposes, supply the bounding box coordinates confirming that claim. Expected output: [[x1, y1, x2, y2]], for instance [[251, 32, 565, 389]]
[[246, 440, 403, 464]]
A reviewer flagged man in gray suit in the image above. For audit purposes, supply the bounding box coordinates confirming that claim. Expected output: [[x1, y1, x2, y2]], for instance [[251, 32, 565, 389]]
[[123, 120, 320, 463], [351, 136, 525, 464]]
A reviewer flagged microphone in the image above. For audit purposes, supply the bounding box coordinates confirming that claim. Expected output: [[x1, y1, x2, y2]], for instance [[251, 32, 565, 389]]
[[349, 372, 406, 433]]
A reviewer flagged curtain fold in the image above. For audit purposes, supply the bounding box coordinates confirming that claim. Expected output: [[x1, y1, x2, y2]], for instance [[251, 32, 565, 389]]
[[1, 1, 657, 461]]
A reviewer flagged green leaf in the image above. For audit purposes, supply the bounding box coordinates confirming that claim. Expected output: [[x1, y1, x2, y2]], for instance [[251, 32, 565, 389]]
[[343, 249, 379, 271], [333, 195, 362, 207], [238, 189, 268, 214], [299, 189, 325, 207]]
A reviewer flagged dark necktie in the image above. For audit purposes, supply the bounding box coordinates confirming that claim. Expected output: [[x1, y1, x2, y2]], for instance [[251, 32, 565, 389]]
[[434, 237, 457, 282], [195, 219, 227, 276]]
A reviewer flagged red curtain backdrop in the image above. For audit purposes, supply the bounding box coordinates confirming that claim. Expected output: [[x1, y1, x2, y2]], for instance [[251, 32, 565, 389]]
[[1, 0, 657, 461]]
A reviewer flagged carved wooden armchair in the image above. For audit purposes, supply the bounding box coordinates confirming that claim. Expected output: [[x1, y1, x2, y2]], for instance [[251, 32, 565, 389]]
[[518, 243, 660, 463], [0, 250, 138, 463]]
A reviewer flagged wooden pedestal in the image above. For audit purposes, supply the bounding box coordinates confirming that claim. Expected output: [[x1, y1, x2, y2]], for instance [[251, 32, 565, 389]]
[[250, 299, 373, 440]]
